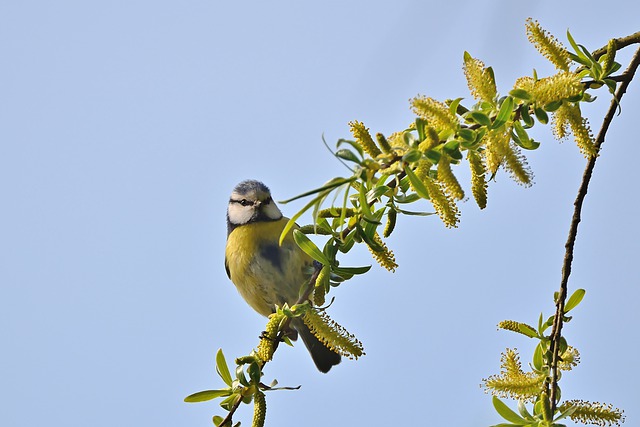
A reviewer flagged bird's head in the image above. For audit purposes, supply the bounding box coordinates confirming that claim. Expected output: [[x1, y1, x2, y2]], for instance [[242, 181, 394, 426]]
[[227, 180, 283, 234]]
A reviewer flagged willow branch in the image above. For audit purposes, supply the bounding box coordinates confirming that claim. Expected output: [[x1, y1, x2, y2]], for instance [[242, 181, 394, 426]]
[[548, 45, 640, 412], [591, 31, 640, 59]]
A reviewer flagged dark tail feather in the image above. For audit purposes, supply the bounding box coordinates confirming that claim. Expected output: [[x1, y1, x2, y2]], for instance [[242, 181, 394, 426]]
[[292, 319, 341, 373]]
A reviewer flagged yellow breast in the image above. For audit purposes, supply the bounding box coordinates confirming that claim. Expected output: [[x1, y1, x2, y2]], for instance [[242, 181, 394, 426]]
[[225, 218, 314, 317]]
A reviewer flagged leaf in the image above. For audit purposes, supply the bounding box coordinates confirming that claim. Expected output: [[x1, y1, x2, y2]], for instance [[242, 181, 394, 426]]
[[566, 30, 588, 63], [448, 97, 465, 116], [517, 400, 534, 420], [509, 89, 532, 101], [403, 164, 430, 200], [493, 396, 529, 425], [520, 105, 534, 128], [533, 107, 549, 124], [458, 128, 476, 142], [415, 117, 427, 141], [468, 111, 492, 127], [424, 149, 441, 164], [443, 140, 462, 159], [335, 149, 363, 164], [184, 389, 231, 403], [564, 288, 585, 313], [394, 207, 436, 216], [512, 121, 540, 150], [491, 96, 514, 130], [279, 176, 355, 204], [543, 100, 563, 112], [216, 349, 233, 387], [402, 149, 423, 163], [533, 342, 544, 371], [336, 138, 364, 157], [333, 265, 372, 275], [293, 230, 330, 265]]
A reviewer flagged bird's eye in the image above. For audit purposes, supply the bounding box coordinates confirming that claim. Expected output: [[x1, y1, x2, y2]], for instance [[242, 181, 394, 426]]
[[240, 199, 250, 206]]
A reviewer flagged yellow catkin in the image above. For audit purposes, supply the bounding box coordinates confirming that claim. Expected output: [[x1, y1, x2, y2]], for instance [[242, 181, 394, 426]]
[[468, 150, 487, 209], [463, 54, 497, 102], [251, 391, 266, 427], [367, 232, 398, 272], [483, 129, 510, 176], [503, 142, 534, 186], [602, 38, 617, 74], [375, 133, 392, 153], [256, 312, 286, 363], [411, 96, 459, 131], [349, 120, 382, 157], [559, 400, 625, 427], [419, 126, 441, 152], [422, 176, 460, 228], [497, 320, 537, 337], [483, 348, 545, 402], [525, 18, 571, 71], [558, 346, 580, 371], [302, 309, 364, 359], [437, 154, 464, 200], [414, 159, 432, 182], [383, 209, 397, 238], [533, 72, 583, 105], [552, 103, 597, 157], [513, 72, 583, 106], [313, 264, 330, 307]]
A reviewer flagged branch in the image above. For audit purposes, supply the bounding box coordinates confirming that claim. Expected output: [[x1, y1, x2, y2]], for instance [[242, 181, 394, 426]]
[[591, 31, 640, 60], [548, 44, 640, 413]]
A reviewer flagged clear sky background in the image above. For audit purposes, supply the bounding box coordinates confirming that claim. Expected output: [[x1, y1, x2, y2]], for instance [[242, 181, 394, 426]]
[[1, 2, 639, 426]]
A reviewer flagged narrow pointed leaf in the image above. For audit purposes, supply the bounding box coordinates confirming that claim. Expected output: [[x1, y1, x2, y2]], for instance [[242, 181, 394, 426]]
[[184, 389, 231, 403], [293, 230, 330, 265], [493, 396, 529, 425], [491, 96, 514, 129], [216, 349, 233, 387], [564, 289, 585, 313], [403, 165, 430, 200]]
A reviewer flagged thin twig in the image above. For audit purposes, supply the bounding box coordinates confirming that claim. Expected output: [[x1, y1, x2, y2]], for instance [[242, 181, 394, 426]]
[[548, 45, 640, 413]]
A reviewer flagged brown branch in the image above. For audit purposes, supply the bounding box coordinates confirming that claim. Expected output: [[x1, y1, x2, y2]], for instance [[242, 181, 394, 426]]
[[591, 31, 640, 60], [548, 44, 640, 413]]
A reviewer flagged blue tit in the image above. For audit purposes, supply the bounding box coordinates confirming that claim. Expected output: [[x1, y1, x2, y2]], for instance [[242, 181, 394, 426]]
[[225, 180, 341, 373]]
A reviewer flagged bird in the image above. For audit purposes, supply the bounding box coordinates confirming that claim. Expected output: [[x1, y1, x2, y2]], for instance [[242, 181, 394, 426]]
[[224, 179, 341, 373]]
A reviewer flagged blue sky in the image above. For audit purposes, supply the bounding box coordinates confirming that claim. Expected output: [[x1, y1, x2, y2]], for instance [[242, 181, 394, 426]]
[[1, 1, 639, 426]]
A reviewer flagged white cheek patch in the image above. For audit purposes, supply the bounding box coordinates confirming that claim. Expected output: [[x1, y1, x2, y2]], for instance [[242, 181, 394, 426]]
[[228, 202, 255, 225]]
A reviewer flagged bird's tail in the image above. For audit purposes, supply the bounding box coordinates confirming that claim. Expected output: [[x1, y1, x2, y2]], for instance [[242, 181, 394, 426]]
[[291, 318, 341, 373]]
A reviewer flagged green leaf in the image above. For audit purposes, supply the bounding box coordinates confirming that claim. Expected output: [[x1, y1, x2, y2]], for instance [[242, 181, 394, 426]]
[[293, 230, 330, 265], [518, 323, 538, 338], [509, 89, 532, 101], [567, 30, 588, 63], [184, 389, 231, 403], [333, 265, 372, 275], [424, 149, 441, 164], [520, 105, 534, 128], [491, 96, 514, 129], [493, 396, 529, 425], [458, 128, 476, 142], [235, 365, 249, 387], [367, 185, 391, 204], [518, 400, 534, 420], [468, 111, 492, 127], [415, 117, 427, 141], [443, 140, 462, 160], [533, 342, 544, 371], [402, 149, 423, 163], [543, 100, 563, 112], [394, 193, 421, 204], [564, 288, 585, 313], [448, 97, 465, 116], [220, 393, 241, 411], [394, 207, 436, 216], [335, 148, 363, 164], [213, 415, 224, 426], [534, 107, 549, 124], [512, 121, 540, 150], [216, 349, 233, 387], [336, 138, 364, 157], [403, 164, 430, 200], [279, 176, 355, 204]]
